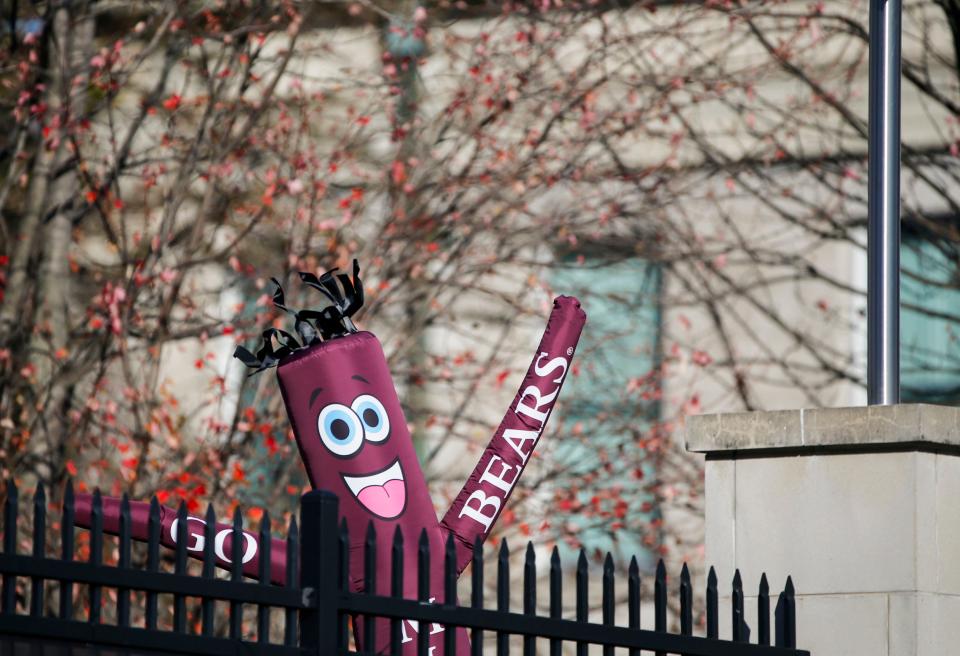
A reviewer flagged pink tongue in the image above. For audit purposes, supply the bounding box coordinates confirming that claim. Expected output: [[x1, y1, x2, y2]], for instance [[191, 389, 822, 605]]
[[357, 480, 406, 519]]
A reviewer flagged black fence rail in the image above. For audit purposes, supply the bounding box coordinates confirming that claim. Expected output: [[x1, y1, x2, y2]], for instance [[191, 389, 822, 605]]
[[0, 482, 810, 656]]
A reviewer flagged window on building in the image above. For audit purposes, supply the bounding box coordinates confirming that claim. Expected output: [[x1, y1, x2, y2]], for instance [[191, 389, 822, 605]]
[[551, 254, 662, 563], [901, 226, 960, 404]]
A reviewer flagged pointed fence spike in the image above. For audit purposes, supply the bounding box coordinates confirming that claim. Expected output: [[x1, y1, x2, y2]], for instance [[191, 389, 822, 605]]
[[30, 483, 46, 617], [417, 529, 430, 656], [550, 545, 562, 656], [258, 509, 274, 644], [524, 542, 537, 612], [784, 576, 796, 648], [628, 556, 641, 656], [497, 539, 510, 655], [229, 507, 243, 640], [523, 542, 537, 656], [145, 497, 160, 629], [522, 544, 538, 654], [390, 526, 404, 656], [654, 559, 667, 634], [3, 480, 18, 615], [337, 517, 349, 652], [362, 521, 377, 653], [602, 553, 615, 656], [284, 516, 299, 646], [201, 503, 216, 636], [680, 562, 692, 636], [444, 532, 457, 656], [471, 535, 484, 656], [758, 572, 770, 645], [89, 490, 103, 624], [60, 481, 74, 620], [116, 494, 131, 627], [732, 569, 745, 643], [706, 566, 719, 639], [576, 549, 588, 656], [173, 502, 188, 633]]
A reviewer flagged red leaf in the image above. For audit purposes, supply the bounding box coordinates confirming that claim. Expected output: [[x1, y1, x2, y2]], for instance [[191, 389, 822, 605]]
[[162, 94, 182, 111]]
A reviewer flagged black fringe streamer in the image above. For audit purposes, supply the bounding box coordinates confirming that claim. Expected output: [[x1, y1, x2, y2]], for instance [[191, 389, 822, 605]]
[[233, 259, 364, 373]]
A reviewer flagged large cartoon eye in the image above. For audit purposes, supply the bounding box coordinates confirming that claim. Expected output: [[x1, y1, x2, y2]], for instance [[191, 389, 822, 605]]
[[351, 394, 390, 442], [317, 404, 364, 457]]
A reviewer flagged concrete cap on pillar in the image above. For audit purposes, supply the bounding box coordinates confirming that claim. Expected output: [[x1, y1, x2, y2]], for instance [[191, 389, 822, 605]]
[[685, 403, 960, 455]]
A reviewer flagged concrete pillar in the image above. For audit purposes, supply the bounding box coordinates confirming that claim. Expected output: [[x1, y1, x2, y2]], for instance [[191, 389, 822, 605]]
[[686, 404, 960, 656]]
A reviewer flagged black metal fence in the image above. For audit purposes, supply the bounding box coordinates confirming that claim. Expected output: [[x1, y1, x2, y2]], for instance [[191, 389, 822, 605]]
[[0, 482, 810, 655]]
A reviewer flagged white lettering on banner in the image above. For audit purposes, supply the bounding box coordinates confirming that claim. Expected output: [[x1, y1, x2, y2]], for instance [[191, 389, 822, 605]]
[[169, 516, 258, 564], [400, 596, 444, 653], [459, 490, 500, 531], [458, 351, 570, 530], [478, 455, 518, 493]]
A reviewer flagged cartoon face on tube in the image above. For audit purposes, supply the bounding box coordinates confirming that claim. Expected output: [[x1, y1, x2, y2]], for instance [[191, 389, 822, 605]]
[[315, 390, 406, 519], [274, 335, 436, 530]]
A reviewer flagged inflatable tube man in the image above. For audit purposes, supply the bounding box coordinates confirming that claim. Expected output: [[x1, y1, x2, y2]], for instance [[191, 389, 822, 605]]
[[75, 261, 586, 654]]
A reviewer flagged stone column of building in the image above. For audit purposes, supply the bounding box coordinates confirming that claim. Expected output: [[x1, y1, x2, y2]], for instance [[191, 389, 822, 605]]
[[686, 404, 960, 656]]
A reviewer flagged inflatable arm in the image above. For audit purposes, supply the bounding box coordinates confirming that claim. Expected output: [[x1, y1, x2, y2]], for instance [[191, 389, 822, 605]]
[[439, 295, 586, 572], [73, 493, 288, 584]]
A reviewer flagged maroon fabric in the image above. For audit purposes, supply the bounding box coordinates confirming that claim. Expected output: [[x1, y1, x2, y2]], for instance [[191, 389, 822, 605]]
[[73, 494, 288, 584], [70, 296, 585, 655], [440, 295, 586, 571]]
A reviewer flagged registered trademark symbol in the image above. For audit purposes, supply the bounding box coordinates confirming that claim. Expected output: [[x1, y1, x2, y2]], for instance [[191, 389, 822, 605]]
[[566, 347, 574, 356]]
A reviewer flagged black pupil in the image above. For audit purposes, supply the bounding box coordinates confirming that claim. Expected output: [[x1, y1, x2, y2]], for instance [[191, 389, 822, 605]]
[[363, 408, 380, 428], [331, 419, 351, 441]]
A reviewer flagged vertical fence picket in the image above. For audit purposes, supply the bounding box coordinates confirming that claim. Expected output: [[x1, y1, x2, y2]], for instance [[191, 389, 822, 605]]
[[117, 494, 131, 628], [602, 553, 614, 656], [229, 507, 243, 640], [30, 483, 45, 617], [575, 549, 587, 656], [496, 539, 510, 656], [523, 542, 536, 656], [60, 482, 74, 620], [173, 502, 187, 633], [201, 504, 216, 637], [418, 529, 431, 656], [299, 491, 340, 656], [283, 516, 298, 647], [680, 563, 692, 636], [444, 532, 457, 656], [145, 497, 160, 630], [364, 522, 377, 652], [732, 570, 745, 643], [390, 526, 404, 656], [549, 546, 561, 656], [89, 490, 102, 624], [628, 556, 640, 656], [471, 536, 483, 656], [3, 479, 17, 615], [338, 518, 350, 652], [775, 577, 796, 648], [758, 573, 770, 645], [706, 566, 718, 640], [257, 510, 273, 644], [654, 559, 666, 656]]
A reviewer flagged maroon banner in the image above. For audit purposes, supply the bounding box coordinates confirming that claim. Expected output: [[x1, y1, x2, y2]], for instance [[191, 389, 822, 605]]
[[440, 295, 586, 571]]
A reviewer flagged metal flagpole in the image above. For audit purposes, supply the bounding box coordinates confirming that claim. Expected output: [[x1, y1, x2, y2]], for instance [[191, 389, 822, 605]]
[[867, 0, 902, 405]]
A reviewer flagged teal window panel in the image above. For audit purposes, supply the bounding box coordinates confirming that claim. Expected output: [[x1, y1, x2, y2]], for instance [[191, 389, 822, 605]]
[[551, 257, 662, 565], [901, 234, 960, 404]]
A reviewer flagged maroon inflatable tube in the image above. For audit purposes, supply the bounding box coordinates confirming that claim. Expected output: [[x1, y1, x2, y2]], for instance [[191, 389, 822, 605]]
[[74, 287, 585, 654]]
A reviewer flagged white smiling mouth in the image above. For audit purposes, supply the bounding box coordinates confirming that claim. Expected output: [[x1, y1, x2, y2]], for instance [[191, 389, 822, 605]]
[[343, 459, 404, 495], [341, 459, 407, 519]]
